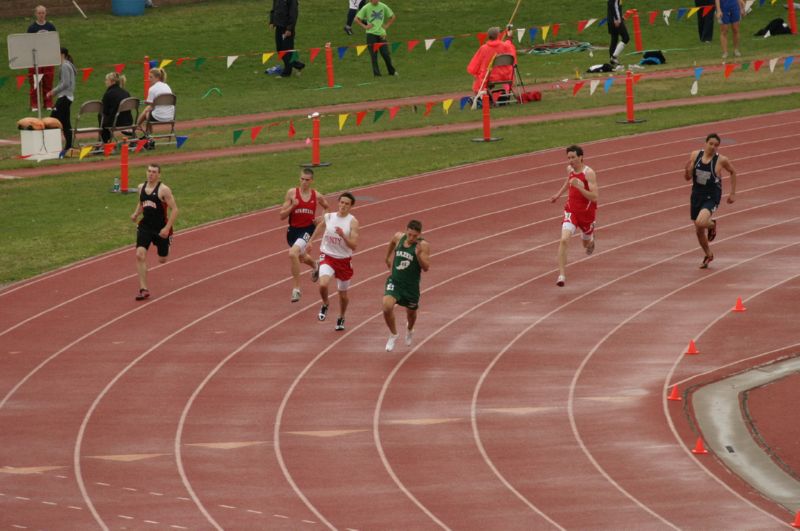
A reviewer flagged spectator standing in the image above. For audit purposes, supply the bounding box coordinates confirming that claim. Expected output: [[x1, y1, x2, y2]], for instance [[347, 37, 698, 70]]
[[356, 0, 397, 77], [467, 26, 517, 96], [344, 0, 366, 35], [607, 0, 630, 67], [270, 0, 306, 78], [101, 72, 132, 143], [716, 0, 745, 62], [136, 67, 174, 136], [27, 5, 56, 111], [46, 47, 76, 151], [695, 0, 715, 42]]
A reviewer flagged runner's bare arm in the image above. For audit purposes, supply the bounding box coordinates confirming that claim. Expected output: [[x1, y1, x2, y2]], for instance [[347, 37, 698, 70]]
[[159, 185, 179, 237], [130, 184, 144, 222], [684, 150, 698, 181], [550, 175, 570, 203], [342, 218, 359, 250], [385, 232, 401, 269], [416, 240, 431, 272], [278, 188, 297, 220], [720, 156, 737, 203], [318, 193, 331, 213]]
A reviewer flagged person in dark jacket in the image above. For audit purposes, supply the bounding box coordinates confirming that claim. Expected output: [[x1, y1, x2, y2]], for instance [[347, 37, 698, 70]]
[[27, 5, 57, 111], [607, 0, 630, 67], [101, 72, 132, 142], [269, 0, 306, 77], [695, 0, 715, 42]]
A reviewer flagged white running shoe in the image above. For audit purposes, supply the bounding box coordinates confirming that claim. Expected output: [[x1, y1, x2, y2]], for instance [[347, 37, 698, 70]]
[[385, 334, 399, 352], [405, 329, 414, 346], [291, 288, 301, 303], [556, 275, 566, 287]]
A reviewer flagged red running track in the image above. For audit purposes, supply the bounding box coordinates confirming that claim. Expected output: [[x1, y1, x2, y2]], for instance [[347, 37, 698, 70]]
[[1, 110, 799, 530]]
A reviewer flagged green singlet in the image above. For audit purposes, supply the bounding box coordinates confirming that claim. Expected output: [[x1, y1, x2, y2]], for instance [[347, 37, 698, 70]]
[[384, 235, 422, 309]]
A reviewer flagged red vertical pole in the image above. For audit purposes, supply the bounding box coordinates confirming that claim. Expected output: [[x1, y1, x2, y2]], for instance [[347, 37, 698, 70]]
[[120, 138, 129, 191], [143, 55, 151, 99], [482, 94, 491, 141], [625, 70, 635, 123], [789, 0, 798, 35], [632, 10, 643, 52], [311, 117, 321, 166], [324, 44, 335, 88]]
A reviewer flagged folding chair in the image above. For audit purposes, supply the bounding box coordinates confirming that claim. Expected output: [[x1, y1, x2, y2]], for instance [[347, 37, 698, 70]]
[[107, 96, 140, 141], [144, 93, 177, 142], [486, 54, 521, 106], [71, 100, 103, 148]]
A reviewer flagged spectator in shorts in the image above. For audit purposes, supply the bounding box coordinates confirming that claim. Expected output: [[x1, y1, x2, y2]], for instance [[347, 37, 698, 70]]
[[716, 0, 746, 62]]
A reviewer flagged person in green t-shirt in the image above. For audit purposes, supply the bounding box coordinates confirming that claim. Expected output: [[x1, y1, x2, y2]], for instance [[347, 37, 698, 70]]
[[383, 220, 430, 352], [355, 0, 397, 76]]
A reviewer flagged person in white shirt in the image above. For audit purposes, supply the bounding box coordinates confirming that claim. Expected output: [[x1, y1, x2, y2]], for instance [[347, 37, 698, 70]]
[[308, 192, 359, 331], [137, 67, 174, 136]]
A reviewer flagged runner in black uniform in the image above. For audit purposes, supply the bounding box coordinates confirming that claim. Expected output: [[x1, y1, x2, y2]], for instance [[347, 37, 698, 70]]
[[131, 164, 179, 300], [684, 133, 737, 268]]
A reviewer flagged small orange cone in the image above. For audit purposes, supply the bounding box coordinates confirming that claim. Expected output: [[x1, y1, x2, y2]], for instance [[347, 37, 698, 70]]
[[685, 340, 700, 355], [691, 436, 709, 454], [668, 385, 682, 401], [791, 510, 800, 528], [732, 297, 746, 312]]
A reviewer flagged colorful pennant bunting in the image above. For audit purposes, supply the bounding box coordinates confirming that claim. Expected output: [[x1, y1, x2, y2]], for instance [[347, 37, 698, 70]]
[[232, 129, 243, 143], [338, 114, 349, 131], [79, 146, 92, 160], [176, 136, 188, 148], [442, 37, 454, 50], [356, 111, 366, 125], [250, 125, 263, 142], [309, 48, 321, 63], [81, 67, 93, 82], [262, 52, 274, 64], [442, 99, 453, 114]]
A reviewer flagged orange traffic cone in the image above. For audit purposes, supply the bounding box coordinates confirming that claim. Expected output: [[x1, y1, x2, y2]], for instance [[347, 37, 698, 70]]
[[691, 436, 709, 454], [732, 297, 746, 312], [668, 385, 682, 401], [685, 340, 700, 355], [790, 510, 800, 528]]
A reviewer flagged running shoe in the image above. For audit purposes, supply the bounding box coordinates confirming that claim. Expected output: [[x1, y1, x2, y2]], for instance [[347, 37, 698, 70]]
[[291, 288, 301, 303], [586, 237, 596, 255], [707, 219, 717, 242], [318, 304, 328, 321], [335, 317, 345, 331], [700, 254, 714, 269], [385, 334, 398, 352], [135, 288, 150, 301], [734, 49, 741, 57], [311, 261, 320, 283], [405, 329, 414, 346], [344, 25, 353, 35], [556, 275, 566, 287]]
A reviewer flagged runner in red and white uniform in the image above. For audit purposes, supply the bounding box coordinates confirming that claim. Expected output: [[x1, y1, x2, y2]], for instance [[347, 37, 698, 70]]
[[308, 192, 360, 331], [279, 168, 330, 302], [549, 144, 599, 287]]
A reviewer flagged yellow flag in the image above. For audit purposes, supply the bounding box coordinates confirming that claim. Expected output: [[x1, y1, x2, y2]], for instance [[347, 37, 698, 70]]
[[79, 146, 92, 160], [338, 114, 349, 131], [687, 7, 700, 18], [442, 99, 453, 114], [158, 59, 173, 69], [541, 25, 550, 41], [356, 45, 367, 56], [262, 52, 274, 64]]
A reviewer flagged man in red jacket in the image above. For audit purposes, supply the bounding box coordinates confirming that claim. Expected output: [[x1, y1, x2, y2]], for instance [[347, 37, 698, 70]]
[[467, 26, 517, 95]]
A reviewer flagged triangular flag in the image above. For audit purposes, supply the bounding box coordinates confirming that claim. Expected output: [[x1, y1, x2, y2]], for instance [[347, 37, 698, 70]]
[[389, 106, 399, 119], [277, 50, 289, 60], [528, 27, 539, 41], [442, 36, 454, 50], [691, 80, 699, 95], [0, 76, 6, 89], [16, 75, 26, 90], [577, 20, 588, 33], [424, 38, 436, 50], [135, 139, 147, 153], [176, 136, 188, 148], [753, 59, 764, 72], [103, 143, 115, 157], [356, 44, 368, 56], [551, 24, 560, 39], [309, 48, 321, 63], [373, 109, 385, 122], [261, 52, 274, 64], [16, 154, 32, 159], [516, 28, 526, 42], [695, 66, 704, 80], [702, 5, 714, 16], [687, 7, 701, 18], [159, 59, 172, 69], [633, 73, 642, 84], [604, 77, 614, 93], [572, 81, 585, 96], [541, 25, 550, 41], [408, 40, 420, 52], [745, 0, 755, 11], [585, 18, 598, 30], [460, 96, 471, 110], [337, 46, 348, 59], [769, 57, 779, 72], [476, 32, 488, 45], [288, 120, 296, 137], [79, 146, 93, 160], [442, 99, 453, 114], [232, 129, 243, 143], [663, 10, 672, 25], [724, 63, 736, 78], [391, 42, 401, 53], [355, 111, 367, 125], [175, 57, 189, 66], [598, 17, 608, 27], [649, 10, 658, 24], [785, 56, 795, 71], [676, 8, 688, 20], [338, 114, 349, 131], [424, 101, 434, 116], [81, 67, 93, 82], [226, 56, 238, 69], [113, 63, 126, 73], [589, 79, 600, 95], [195, 57, 206, 70], [740, 61, 750, 71], [250, 125, 263, 142], [32, 73, 43, 90], [149, 59, 159, 68]]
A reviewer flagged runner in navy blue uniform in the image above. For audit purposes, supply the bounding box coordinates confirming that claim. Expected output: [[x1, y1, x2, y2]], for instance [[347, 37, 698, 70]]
[[684, 133, 737, 268], [279, 168, 330, 302], [130, 164, 179, 300]]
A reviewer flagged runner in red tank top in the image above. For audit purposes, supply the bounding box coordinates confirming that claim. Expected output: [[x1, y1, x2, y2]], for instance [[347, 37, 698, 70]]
[[279, 168, 330, 302], [549, 144, 599, 287]]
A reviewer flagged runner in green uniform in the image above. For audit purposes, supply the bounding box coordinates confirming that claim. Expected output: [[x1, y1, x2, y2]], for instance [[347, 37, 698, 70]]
[[383, 220, 430, 352]]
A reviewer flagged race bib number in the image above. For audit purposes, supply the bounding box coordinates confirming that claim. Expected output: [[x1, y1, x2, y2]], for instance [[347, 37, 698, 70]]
[[386, 281, 395, 291], [396, 259, 411, 271]]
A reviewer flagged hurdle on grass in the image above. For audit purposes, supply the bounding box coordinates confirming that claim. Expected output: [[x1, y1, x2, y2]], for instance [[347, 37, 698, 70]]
[[472, 94, 502, 143], [301, 112, 331, 167], [617, 71, 645, 125]]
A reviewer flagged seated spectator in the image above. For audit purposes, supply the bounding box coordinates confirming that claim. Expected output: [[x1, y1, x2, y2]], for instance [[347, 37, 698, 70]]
[[100, 72, 132, 142], [136, 67, 174, 136], [467, 26, 517, 95]]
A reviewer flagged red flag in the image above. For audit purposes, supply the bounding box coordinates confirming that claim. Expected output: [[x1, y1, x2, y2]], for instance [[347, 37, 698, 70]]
[[250, 125, 263, 142], [577, 20, 588, 33], [724, 63, 736, 78], [175, 57, 189, 67], [356, 111, 367, 125], [476, 32, 488, 45], [278, 50, 289, 59], [288, 120, 296, 137], [389, 106, 399, 119], [633, 73, 642, 84], [649, 11, 658, 24], [103, 143, 115, 157], [113, 63, 126, 73], [81, 67, 93, 82], [372, 42, 386, 53], [424, 102, 434, 116], [408, 40, 420, 52], [16, 154, 32, 159], [753, 60, 764, 72], [701, 5, 713, 16], [551, 24, 560, 39], [572, 81, 585, 96], [309, 48, 321, 63], [16, 75, 26, 90], [135, 139, 148, 153]]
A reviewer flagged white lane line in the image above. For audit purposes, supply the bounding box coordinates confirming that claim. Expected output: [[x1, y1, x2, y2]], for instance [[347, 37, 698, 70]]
[[219, 504, 236, 509], [123, 487, 138, 492], [14, 496, 30, 500], [246, 509, 263, 514], [41, 500, 57, 506], [273, 514, 289, 519], [67, 505, 83, 510], [118, 514, 134, 520], [149, 491, 164, 496], [95, 481, 111, 486], [144, 520, 160, 525]]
